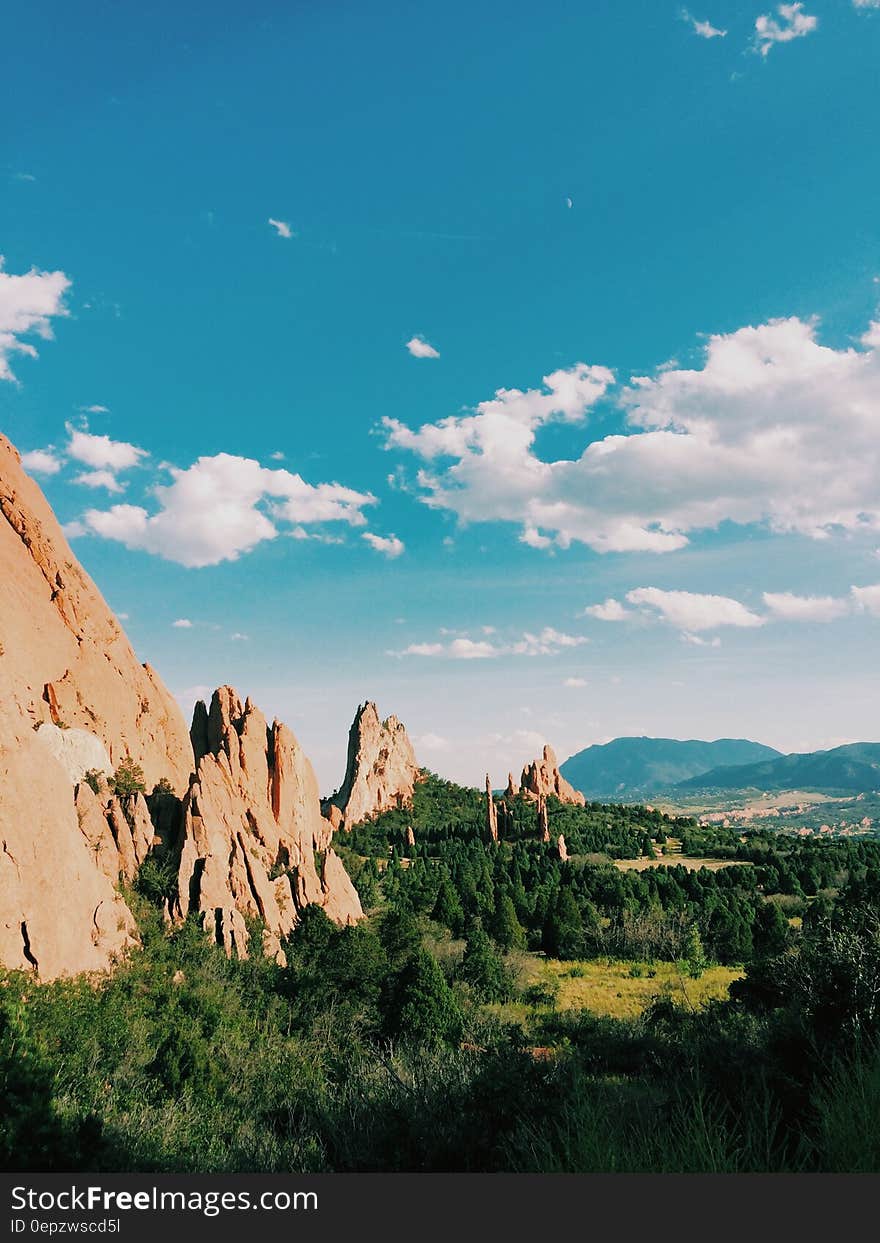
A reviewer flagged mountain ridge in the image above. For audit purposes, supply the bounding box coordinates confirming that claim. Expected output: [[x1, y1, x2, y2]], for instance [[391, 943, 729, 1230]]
[[560, 736, 783, 801]]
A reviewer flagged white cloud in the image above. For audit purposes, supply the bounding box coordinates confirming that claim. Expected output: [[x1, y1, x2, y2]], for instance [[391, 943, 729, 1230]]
[[384, 318, 880, 556], [754, 4, 817, 56], [762, 591, 850, 622], [583, 598, 631, 622], [390, 627, 588, 660], [230, 632, 249, 641], [81, 452, 376, 567], [20, 448, 61, 475], [681, 632, 722, 647], [61, 520, 87, 539], [681, 9, 727, 38], [72, 469, 125, 493], [626, 587, 764, 631], [853, 1, 880, 9], [0, 257, 70, 382], [66, 424, 147, 472], [851, 583, 880, 617], [362, 531, 405, 558], [563, 677, 588, 687], [81, 404, 109, 414], [414, 732, 451, 751], [268, 218, 293, 239], [406, 336, 440, 359], [172, 618, 193, 628]]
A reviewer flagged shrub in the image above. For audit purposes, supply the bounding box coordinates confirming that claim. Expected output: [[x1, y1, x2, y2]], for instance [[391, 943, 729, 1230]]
[[109, 757, 146, 797]]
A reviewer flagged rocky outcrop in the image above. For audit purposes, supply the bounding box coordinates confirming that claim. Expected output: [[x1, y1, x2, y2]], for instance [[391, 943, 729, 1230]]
[[171, 688, 362, 960], [0, 436, 364, 979], [521, 745, 586, 807], [325, 701, 420, 828], [505, 772, 519, 798], [537, 794, 550, 842], [486, 774, 498, 842], [557, 834, 568, 862], [0, 434, 193, 978]]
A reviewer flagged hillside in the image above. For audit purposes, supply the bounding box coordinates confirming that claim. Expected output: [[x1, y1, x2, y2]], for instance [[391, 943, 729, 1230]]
[[677, 742, 880, 795], [560, 736, 781, 801]]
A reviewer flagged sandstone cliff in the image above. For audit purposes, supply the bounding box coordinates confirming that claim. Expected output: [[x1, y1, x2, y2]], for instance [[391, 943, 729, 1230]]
[[171, 688, 362, 960], [0, 437, 362, 979], [325, 701, 420, 828], [521, 744, 586, 807], [0, 434, 192, 977]]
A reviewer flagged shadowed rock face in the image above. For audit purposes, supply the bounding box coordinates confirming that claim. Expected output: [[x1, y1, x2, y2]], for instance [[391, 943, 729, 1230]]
[[172, 688, 362, 960], [521, 745, 586, 807], [0, 434, 192, 978], [325, 701, 420, 829]]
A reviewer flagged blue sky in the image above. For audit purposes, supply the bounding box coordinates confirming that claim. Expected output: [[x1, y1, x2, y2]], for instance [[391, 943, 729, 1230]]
[[3, 0, 880, 788]]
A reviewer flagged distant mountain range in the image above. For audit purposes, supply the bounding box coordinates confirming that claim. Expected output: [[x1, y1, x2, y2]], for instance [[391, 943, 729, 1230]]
[[676, 742, 880, 795], [560, 737, 880, 800], [559, 737, 782, 801]]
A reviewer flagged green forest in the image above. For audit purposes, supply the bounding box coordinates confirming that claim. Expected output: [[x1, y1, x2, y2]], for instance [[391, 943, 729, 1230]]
[[3, 773, 880, 1173]]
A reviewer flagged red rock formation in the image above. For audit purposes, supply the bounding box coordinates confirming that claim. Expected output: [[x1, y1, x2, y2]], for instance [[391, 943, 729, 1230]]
[[505, 772, 519, 798], [0, 436, 364, 979], [0, 434, 192, 978], [485, 774, 498, 842], [537, 794, 550, 842], [171, 688, 362, 960], [557, 834, 568, 862], [521, 744, 586, 807], [325, 701, 420, 828]]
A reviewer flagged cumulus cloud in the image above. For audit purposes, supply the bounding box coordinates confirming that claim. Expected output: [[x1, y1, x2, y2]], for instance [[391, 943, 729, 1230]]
[[626, 587, 764, 631], [66, 424, 147, 472], [72, 469, 126, 493], [754, 4, 817, 56], [851, 583, 880, 617], [680, 9, 727, 38], [583, 598, 631, 622], [406, 336, 440, 359], [81, 452, 376, 567], [762, 591, 850, 622], [390, 627, 588, 660], [853, 1, 880, 9], [268, 218, 293, 239], [172, 618, 193, 628], [0, 257, 70, 382], [384, 318, 880, 556], [362, 531, 405, 558], [563, 677, 588, 687], [20, 448, 61, 475]]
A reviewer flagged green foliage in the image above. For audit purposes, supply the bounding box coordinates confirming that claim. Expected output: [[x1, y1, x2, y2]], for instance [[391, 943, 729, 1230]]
[[109, 756, 146, 797], [384, 950, 463, 1046], [83, 768, 104, 795]]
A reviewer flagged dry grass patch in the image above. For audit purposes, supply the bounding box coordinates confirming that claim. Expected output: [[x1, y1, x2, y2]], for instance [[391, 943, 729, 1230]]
[[513, 954, 742, 1020]]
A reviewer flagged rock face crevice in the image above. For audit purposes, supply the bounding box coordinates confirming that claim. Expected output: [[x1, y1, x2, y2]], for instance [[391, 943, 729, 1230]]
[[170, 688, 362, 961], [521, 744, 586, 807], [324, 701, 420, 829]]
